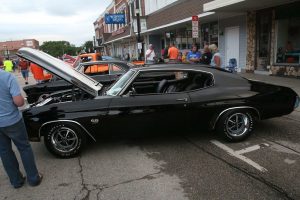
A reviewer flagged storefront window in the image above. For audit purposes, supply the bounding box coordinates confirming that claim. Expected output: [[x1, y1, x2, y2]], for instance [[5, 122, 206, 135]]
[[200, 22, 218, 48], [275, 2, 300, 64], [276, 17, 300, 64], [171, 30, 199, 50]]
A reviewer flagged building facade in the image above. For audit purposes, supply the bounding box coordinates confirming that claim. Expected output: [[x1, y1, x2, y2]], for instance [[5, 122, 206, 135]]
[[94, 0, 300, 78], [0, 39, 39, 60], [94, 0, 143, 60], [204, 0, 300, 77]]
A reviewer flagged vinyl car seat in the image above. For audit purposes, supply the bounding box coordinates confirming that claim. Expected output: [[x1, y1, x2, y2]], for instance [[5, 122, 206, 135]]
[[156, 79, 168, 93], [185, 74, 203, 91]]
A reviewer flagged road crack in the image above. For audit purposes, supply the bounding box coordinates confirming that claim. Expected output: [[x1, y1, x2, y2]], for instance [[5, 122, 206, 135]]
[[96, 171, 161, 199], [102, 171, 161, 190], [74, 156, 161, 200], [74, 156, 93, 200]]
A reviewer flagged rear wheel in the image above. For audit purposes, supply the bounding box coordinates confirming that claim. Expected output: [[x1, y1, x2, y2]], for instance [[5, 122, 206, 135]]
[[44, 123, 86, 158], [216, 110, 255, 142]]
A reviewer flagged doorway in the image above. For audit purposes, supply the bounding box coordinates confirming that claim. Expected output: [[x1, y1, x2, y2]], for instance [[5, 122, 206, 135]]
[[225, 26, 240, 71]]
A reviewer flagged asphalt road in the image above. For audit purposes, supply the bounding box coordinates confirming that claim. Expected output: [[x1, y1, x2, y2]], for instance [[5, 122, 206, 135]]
[[0, 72, 299, 200]]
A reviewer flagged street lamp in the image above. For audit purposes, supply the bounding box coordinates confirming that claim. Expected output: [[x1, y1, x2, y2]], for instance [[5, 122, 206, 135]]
[[3, 45, 9, 59]]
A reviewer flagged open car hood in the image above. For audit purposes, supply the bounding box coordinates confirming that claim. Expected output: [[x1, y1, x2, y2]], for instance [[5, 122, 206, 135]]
[[17, 48, 102, 97]]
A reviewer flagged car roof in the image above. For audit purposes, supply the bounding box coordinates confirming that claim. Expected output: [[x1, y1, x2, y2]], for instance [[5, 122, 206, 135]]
[[78, 60, 133, 70], [133, 64, 249, 88]]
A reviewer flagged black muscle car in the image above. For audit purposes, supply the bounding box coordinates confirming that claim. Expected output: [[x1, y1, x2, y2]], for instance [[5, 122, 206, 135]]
[[23, 60, 133, 104], [18, 48, 300, 158]]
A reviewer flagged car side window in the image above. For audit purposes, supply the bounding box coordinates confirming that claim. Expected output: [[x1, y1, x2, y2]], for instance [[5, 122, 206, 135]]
[[126, 70, 214, 95]]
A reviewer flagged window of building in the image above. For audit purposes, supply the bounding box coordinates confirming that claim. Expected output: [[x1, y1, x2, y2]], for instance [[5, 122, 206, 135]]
[[275, 2, 300, 64], [171, 30, 200, 50], [200, 22, 218, 48]]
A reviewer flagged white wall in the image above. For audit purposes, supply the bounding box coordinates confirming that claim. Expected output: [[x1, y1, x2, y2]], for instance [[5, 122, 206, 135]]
[[219, 15, 247, 69], [145, 0, 178, 15]]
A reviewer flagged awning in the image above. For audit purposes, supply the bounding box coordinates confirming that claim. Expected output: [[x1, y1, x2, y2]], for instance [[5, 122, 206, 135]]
[[204, 0, 300, 12]]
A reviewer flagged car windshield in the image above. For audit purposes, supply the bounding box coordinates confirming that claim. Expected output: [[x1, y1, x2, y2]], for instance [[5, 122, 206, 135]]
[[106, 70, 136, 96]]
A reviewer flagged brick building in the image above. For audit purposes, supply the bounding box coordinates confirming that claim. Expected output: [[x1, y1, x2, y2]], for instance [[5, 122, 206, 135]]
[[0, 39, 39, 60]]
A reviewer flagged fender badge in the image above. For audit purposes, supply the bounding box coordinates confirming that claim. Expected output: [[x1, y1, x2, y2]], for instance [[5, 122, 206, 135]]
[[91, 119, 99, 124]]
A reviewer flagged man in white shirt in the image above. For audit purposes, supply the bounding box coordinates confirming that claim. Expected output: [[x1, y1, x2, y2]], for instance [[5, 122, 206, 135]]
[[145, 44, 156, 64]]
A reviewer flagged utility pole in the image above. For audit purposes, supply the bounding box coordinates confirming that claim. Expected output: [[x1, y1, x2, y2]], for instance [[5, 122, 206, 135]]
[[136, 0, 143, 61]]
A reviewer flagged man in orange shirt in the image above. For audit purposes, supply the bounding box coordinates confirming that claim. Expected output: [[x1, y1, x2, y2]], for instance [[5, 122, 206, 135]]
[[168, 42, 179, 63]]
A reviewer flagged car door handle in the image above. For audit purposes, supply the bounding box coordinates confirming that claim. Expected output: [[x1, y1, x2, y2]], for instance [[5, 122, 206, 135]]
[[176, 98, 188, 102]]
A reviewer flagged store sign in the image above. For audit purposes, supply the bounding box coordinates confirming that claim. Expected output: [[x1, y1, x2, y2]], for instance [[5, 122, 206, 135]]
[[105, 14, 125, 24], [192, 16, 199, 39], [133, 18, 147, 33], [137, 42, 142, 50]]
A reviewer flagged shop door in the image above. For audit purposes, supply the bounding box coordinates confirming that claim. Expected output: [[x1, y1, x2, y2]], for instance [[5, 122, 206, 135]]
[[225, 26, 240, 71]]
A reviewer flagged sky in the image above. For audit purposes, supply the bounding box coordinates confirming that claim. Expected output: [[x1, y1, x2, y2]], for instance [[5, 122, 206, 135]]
[[0, 0, 112, 47]]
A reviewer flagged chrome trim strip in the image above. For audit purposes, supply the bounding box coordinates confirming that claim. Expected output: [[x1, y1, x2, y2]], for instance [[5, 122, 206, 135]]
[[39, 120, 96, 142], [212, 106, 261, 129]]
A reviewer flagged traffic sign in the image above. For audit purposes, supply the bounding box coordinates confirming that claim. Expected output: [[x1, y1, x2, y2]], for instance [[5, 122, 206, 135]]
[[192, 16, 199, 38]]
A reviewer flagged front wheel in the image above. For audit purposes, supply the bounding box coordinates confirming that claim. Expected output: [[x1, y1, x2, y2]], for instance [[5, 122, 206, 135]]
[[216, 110, 255, 142], [44, 123, 86, 158]]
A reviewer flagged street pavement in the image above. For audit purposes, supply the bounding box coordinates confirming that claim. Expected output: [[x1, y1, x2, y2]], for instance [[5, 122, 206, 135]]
[[0, 71, 299, 200]]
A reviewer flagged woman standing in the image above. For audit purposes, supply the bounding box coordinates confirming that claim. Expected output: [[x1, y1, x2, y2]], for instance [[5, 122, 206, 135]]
[[209, 44, 221, 68]]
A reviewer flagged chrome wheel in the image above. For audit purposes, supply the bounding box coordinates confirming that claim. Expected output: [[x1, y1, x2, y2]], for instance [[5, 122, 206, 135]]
[[225, 113, 250, 137], [51, 127, 79, 153]]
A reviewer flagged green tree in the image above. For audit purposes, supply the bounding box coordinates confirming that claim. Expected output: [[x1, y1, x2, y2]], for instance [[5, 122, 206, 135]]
[[81, 41, 94, 53], [40, 41, 80, 57]]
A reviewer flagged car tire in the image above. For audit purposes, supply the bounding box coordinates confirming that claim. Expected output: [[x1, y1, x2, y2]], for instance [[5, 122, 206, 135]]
[[44, 123, 86, 158], [216, 109, 255, 142]]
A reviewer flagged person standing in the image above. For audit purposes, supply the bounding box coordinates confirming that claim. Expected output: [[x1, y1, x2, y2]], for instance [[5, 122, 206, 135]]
[[145, 44, 156, 65], [0, 65, 42, 188], [168, 42, 179, 63], [30, 63, 52, 84], [163, 45, 169, 62], [3, 58, 14, 72], [187, 45, 201, 64], [209, 44, 221, 68], [200, 45, 212, 65], [18, 58, 30, 85]]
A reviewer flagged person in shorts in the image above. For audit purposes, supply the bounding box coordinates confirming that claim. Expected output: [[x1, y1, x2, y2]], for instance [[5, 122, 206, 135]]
[[18, 58, 30, 85]]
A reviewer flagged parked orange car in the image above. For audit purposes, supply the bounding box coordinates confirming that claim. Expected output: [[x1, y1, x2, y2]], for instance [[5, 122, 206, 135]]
[[131, 60, 145, 66], [79, 53, 109, 74]]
